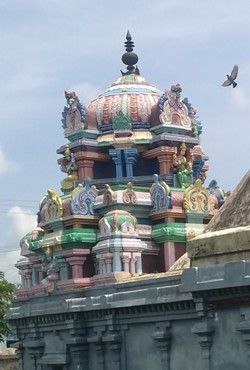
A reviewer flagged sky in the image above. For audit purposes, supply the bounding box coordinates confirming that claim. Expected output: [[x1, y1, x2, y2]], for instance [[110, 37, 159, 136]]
[[0, 0, 250, 282]]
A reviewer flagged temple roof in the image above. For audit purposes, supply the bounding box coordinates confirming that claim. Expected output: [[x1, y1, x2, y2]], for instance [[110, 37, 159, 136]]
[[205, 170, 250, 232], [86, 73, 160, 131]]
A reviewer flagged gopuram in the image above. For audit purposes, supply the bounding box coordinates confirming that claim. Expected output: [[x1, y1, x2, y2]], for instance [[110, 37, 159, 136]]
[[7, 33, 250, 370]]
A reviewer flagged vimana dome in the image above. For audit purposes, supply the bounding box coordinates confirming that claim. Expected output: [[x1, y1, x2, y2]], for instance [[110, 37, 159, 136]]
[[15, 31, 225, 296]]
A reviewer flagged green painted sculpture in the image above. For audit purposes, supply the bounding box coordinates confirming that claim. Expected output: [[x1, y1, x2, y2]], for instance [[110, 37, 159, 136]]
[[173, 143, 193, 188]]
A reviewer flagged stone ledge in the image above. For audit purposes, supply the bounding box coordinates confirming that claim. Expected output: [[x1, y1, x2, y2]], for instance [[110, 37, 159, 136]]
[[187, 226, 250, 266], [181, 260, 250, 292]]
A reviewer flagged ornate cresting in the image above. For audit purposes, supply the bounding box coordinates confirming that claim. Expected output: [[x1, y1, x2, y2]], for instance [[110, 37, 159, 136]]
[[61, 91, 86, 140], [150, 174, 172, 211], [183, 180, 214, 213], [122, 182, 137, 204], [159, 84, 192, 127], [103, 184, 116, 206], [70, 182, 98, 215]]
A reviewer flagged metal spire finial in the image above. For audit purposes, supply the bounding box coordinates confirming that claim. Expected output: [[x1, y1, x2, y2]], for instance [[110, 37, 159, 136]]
[[121, 31, 140, 76]]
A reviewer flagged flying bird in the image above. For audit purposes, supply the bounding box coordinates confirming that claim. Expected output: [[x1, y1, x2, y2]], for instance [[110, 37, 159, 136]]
[[222, 65, 238, 88]]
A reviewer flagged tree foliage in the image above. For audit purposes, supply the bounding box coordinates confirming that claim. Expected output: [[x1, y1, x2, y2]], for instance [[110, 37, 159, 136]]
[[0, 273, 16, 342]]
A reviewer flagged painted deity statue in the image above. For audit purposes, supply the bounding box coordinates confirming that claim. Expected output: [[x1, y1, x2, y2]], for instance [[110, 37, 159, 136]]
[[60, 145, 78, 192], [173, 143, 193, 188]]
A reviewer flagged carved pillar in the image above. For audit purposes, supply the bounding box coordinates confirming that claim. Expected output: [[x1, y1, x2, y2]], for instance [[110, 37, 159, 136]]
[[15, 345, 24, 370], [135, 255, 142, 274], [24, 340, 44, 370], [192, 320, 214, 370], [33, 264, 43, 284], [121, 255, 130, 272], [163, 242, 176, 271], [66, 256, 86, 279], [19, 271, 26, 288], [75, 159, 86, 180], [104, 254, 113, 273], [112, 249, 122, 272], [75, 151, 109, 180], [98, 256, 105, 274], [32, 264, 42, 286], [236, 320, 250, 357], [123, 148, 138, 177], [109, 149, 123, 178], [24, 269, 32, 288], [57, 257, 68, 280], [94, 343, 105, 370], [103, 332, 122, 370], [152, 323, 171, 370], [70, 344, 89, 369], [143, 146, 177, 176], [29, 352, 39, 370], [75, 159, 94, 180], [63, 249, 90, 279], [130, 257, 136, 274], [83, 159, 94, 178]]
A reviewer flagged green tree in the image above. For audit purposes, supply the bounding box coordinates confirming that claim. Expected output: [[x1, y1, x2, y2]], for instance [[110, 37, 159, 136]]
[[0, 272, 16, 342]]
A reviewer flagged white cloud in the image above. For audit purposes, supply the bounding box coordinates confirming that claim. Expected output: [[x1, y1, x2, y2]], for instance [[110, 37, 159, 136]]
[[7, 206, 37, 239], [231, 88, 250, 109], [0, 206, 37, 283], [68, 82, 101, 104], [1, 67, 48, 95], [0, 146, 19, 174], [0, 250, 21, 283]]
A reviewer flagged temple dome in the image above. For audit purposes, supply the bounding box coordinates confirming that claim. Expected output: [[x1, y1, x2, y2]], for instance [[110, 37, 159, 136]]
[[86, 74, 160, 132]]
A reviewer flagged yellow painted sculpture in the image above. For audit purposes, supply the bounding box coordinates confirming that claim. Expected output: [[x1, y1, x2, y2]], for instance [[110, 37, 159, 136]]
[[183, 179, 214, 213], [44, 189, 63, 221], [60, 145, 78, 192]]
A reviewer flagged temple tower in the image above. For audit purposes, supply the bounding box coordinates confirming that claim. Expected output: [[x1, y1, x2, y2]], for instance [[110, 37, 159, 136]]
[[15, 31, 223, 293]]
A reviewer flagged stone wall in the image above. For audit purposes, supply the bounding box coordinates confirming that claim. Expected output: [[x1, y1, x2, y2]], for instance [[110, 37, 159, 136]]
[[0, 348, 18, 370], [6, 262, 250, 370]]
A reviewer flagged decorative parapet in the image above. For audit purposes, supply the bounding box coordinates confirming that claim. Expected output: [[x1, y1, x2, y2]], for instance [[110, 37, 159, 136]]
[[94, 184, 151, 214]]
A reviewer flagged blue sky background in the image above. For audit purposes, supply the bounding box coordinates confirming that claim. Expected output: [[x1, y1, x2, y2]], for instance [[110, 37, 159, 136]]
[[0, 0, 250, 281]]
